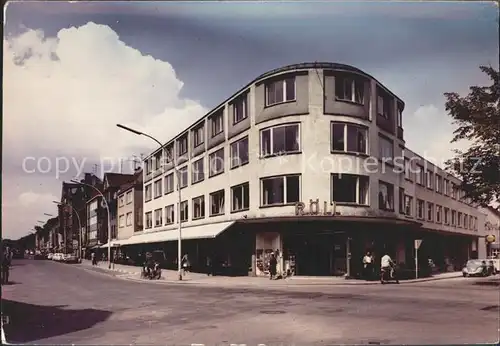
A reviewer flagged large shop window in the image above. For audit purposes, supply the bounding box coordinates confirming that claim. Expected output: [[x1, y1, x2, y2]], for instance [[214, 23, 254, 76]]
[[331, 123, 367, 154], [180, 200, 189, 222], [260, 123, 300, 157], [210, 190, 225, 216], [261, 174, 300, 206], [231, 182, 250, 212], [331, 174, 369, 205], [154, 208, 163, 227], [192, 195, 205, 220], [230, 136, 249, 168], [265, 77, 296, 106], [378, 180, 394, 211], [335, 75, 364, 104], [145, 211, 153, 229]]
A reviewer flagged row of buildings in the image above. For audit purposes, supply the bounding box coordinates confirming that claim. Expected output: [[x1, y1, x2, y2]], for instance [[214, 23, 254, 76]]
[[37, 62, 500, 277]]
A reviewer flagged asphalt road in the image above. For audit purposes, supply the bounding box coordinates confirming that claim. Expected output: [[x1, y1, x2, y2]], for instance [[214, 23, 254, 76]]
[[2, 260, 499, 345]]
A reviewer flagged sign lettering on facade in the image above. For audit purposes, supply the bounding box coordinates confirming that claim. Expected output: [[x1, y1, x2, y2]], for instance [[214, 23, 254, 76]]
[[295, 199, 337, 216]]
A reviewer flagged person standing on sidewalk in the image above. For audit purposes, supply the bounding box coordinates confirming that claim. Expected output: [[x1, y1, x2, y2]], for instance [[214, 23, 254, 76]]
[[206, 255, 215, 276], [363, 251, 374, 280], [269, 252, 277, 280], [181, 253, 190, 275], [91, 252, 97, 266]]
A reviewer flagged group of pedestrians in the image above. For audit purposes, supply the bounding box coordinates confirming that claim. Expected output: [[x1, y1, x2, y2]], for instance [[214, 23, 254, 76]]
[[362, 251, 396, 280]]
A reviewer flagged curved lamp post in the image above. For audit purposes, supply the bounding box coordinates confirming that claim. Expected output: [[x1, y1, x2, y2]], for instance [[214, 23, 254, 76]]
[[53, 201, 83, 259], [117, 123, 183, 281], [70, 179, 112, 269]]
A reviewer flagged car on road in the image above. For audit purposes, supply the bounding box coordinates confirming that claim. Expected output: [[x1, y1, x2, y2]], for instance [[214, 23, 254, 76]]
[[47, 253, 54, 260], [63, 254, 79, 264], [52, 253, 64, 261], [462, 260, 489, 277]]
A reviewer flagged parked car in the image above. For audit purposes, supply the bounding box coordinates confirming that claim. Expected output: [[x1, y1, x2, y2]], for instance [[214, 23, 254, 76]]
[[462, 260, 489, 277], [52, 253, 64, 261], [63, 254, 79, 264], [47, 253, 54, 260]]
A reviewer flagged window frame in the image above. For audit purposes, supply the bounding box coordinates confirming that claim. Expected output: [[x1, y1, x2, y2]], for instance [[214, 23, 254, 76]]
[[118, 214, 125, 228], [209, 189, 225, 216], [126, 212, 132, 226], [427, 202, 434, 222], [334, 75, 365, 105], [126, 191, 133, 204], [378, 134, 394, 163], [154, 208, 163, 227], [164, 173, 174, 194], [436, 205, 442, 223], [265, 76, 296, 107], [192, 195, 205, 220], [177, 134, 188, 157], [404, 195, 413, 217], [330, 122, 368, 155], [378, 180, 395, 211], [230, 136, 249, 169], [165, 204, 175, 225], [330, 173, 369, 205], [260, 123, 301, 157], [210, 111, 224, 138], [145, 184, 152, 202], [193, 125, 205, 148], [180, 200, 189, 223], [178, 166, 188, 189], [416, 199, 425, 220], [231, 182, 250, 213], [232, 94, 248, 124], [209, 148, 225, 177], [145, 211, 153, 229], [260, 174, 301, 207], [153, 178, 162, 199], [192, 158, 205, 184]]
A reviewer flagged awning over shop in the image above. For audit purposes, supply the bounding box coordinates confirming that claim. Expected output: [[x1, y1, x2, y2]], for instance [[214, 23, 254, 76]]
[[119, 221, 236, 246], [99, 241, 122, 248]]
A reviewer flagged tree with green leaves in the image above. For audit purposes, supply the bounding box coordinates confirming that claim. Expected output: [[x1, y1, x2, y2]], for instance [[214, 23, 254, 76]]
[[444, 65, 500, 207]]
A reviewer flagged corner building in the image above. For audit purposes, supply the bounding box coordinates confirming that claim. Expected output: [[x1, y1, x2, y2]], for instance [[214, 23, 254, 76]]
[[121, 62, 484, 277]]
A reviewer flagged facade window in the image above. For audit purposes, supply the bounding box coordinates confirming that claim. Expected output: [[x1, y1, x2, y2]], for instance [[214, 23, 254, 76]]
[[210, 111, 224, 137], [377, 90, 392, 119], [404, 158, 412, 180], [192, 158, 205, 183], [126, 212, 132, 226], [230, 136, 249, 168], [154, 151, 162, 171], [154, 179, 162, 198], [119, 196, 125, 207], [209, 190, 225, 216], [145, 211, 153, 229], [165, 144, 174, 163], [233, 94, 248, 124], [145, 159, 152, 175], [416, 165, 424, 185], [416, 199, 424, 219], [457, 212, 463, 227], [126, 191, 133, 204], [261, 175, 300, 206], [378, 135, 394, 161], [404, 195, 413, 216], [177, 135, 188, 157], [154, 208, 162, 227], [179, 166, 188, 188], [192, 196, 205, 220], [331, 123, 367, 154], [335, 75, 364, 104], [451, 183, 457, 199], [464, 214, 468, 229], [436, 205, 442, 223], [331, 174, 369, 205], [266, 77, 295, 106], [398, 188, 405, 214], [193, 125, 204, 148], [231, 183, 250, 212], [444, 208, 450, 224], [397, 106, 403, 127], [436, 175, 442, 193], [180, 201, 189, 222], [451, 210, 456, 226], [427, 202, 434, 221], [164, 173, 174, 194], [469, 216, 474, 230], [145, 184, 152, 202], [443, 179, 449, 195], [378, 181, 394, 211], [260, 123, 300, 156], [426, 170, 434, 189], [165, 205, 174, 225], [119, 215, 125, 228], [209, 148, 225, 177]]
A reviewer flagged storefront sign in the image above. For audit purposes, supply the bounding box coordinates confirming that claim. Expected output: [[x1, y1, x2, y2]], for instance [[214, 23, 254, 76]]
[[485, 221, 500, 231], [295, 199, 337, 216]]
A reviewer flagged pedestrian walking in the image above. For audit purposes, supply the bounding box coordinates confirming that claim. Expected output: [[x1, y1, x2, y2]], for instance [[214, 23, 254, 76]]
[[363, 251, 374, 280], [181, 253, 190, 275], [91, 252, 97, 266], [269, 252, 277, 280], [206, 255, 215, 276]]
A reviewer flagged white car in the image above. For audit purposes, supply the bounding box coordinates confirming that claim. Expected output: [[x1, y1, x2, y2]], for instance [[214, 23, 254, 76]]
[[52, 253, 64, 261], [47, 253, 54, 260]]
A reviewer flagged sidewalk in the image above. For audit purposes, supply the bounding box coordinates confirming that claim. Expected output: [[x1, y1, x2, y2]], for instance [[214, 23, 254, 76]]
[[77, 260, 463, 287]]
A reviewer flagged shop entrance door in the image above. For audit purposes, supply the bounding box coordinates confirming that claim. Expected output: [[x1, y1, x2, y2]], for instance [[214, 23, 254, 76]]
[[290, 235, 332, 276]]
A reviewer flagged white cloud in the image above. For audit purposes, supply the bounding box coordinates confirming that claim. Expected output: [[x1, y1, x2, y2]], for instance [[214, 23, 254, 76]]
[[404, 104, 471, 168], [2, 22, 207, 239]]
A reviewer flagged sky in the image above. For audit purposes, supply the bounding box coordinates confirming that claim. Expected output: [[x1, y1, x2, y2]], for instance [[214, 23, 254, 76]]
[[2, 1, 499, 240]]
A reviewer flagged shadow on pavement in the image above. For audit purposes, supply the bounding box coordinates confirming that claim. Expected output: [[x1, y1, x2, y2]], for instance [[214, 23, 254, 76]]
[[473, 279, 500, 287], [2, 299, 112, 343]]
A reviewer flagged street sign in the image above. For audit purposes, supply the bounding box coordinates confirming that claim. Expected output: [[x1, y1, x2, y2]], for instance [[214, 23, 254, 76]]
[[414, 239, 423, 250]]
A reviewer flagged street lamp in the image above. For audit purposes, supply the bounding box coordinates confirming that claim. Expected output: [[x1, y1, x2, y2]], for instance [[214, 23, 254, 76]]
[[53, 201, 83, 259], [117, 123, 184, 281], [69, 179, 112, 269]]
